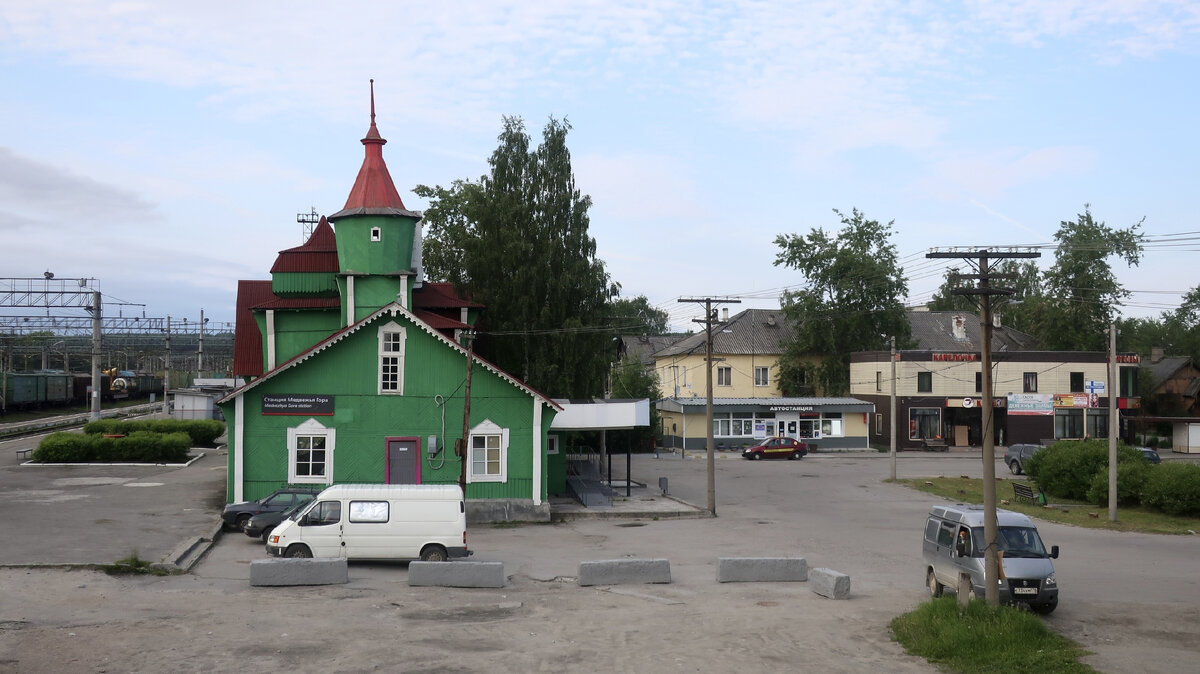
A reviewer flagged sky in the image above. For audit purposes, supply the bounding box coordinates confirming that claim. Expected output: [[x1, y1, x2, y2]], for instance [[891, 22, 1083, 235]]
[[2, 1, 1198, 334]]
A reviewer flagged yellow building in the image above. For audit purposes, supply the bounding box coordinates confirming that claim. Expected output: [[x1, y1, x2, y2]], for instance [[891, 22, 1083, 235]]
[[653, 308, 873, 452]]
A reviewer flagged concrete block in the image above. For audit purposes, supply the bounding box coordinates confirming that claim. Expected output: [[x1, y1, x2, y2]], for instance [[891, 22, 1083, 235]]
[[578, 558, 671, 586], [809, 567, 851, 599], [717, 557, 807, 583], [249, 557, 348, 587], [408, 561, 506, 588]]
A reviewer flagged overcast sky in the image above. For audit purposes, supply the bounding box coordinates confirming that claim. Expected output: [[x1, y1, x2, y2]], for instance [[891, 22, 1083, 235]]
[[2, 1, 1198, 333]]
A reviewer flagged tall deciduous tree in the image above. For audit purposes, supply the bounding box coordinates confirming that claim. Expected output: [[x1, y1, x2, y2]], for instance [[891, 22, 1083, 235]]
[[773, 208, 910, 395], [416, 116, 618, 397], [607, 295, 670, 336], [1031, 206, 1145, 351]]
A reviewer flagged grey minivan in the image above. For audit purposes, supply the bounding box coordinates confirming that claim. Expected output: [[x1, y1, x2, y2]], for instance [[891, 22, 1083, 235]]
[[923, 503, 1060, 614]]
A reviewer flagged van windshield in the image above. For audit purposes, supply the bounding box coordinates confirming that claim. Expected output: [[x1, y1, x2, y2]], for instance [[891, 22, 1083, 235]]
[[970, 526, 1048, 558]]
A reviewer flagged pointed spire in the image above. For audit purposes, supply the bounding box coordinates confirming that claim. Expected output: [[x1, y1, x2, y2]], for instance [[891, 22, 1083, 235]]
[[335, 79, 408, 214]]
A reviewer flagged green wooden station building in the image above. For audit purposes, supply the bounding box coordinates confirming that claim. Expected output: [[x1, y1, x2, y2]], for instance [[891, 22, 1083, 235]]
[[218, 87, 561, 522]]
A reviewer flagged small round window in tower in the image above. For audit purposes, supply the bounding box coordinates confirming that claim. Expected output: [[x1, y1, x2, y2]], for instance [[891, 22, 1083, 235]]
[[370, 227, 382, 242]]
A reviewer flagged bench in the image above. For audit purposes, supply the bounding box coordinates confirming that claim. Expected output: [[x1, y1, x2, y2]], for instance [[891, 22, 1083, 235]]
[[15, 448, 32, 460], [1012, 481, 1042, 504], [922, 438, 949, 452]]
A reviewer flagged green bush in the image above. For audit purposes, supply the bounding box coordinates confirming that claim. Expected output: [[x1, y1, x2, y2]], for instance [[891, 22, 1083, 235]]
[[82, 418, 225, 447], [1086, 460, 1152, 506], [1141, 463, 1200, 516], [1145, 436, 1159, 448], [1024, 441, 1142, 501], [33, 429, 194, 463], [32, 432, 91, 462]]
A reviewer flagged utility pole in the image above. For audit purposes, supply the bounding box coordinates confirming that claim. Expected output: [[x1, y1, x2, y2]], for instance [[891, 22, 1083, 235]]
[[889, 336, 897, 481], [457, 330, 477, 496], [164, 316, 172, 415], [1108, 324, 1118, 522], [88, 291, 102, 421], [679, 297, 739, 517], [927, 247, 1039, 607]]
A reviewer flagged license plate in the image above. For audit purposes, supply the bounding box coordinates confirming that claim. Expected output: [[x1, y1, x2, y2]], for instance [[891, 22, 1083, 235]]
[[1013, 587, 1037, 595]]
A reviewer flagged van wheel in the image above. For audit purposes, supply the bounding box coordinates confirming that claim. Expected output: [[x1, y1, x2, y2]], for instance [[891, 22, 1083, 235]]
[[285, 545, 312, 559], [1009, 461, 1023, 475], [927, 569, 944, 598], [420, 545, 448, 562]]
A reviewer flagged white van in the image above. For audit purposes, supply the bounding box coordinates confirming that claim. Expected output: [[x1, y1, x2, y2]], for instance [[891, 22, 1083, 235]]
[[265, 484, 470, 562], [923, 503, 1059, 614]]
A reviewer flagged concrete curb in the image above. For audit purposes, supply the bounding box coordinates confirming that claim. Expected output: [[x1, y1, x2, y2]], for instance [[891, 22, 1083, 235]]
[[409, 561, 506, 588], [578, 558, 671, 586], [810, 567, 851, 599], [154, 521, 224, 573], [249, 557, 349, 586], [717, 557, 808, 583]]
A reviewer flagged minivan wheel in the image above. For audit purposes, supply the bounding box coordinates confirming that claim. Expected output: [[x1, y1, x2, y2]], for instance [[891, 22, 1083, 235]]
[[420, 545, 448, 562], [1009, 461, 1022, 476], [285, 545, 312, 559], [927, 569, 944, 598]]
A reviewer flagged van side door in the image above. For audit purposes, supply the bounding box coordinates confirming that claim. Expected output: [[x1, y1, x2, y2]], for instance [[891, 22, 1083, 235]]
[[931, 520, 957, 584], [299, 500, 345, 557]]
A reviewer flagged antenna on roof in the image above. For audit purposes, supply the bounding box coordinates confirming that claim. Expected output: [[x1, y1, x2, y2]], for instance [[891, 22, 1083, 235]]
[[297, 207, 320, 241]]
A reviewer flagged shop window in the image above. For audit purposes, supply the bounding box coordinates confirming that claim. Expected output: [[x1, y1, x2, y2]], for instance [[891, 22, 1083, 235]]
[[821, 412, 843, 437], [910, 408, 941, 440], [917, 371, 932, 393], [875, 413, 883, 435], [287, 419, 335, 485], [468, 420, 509, 483], [975, 372, 982, 393], [1054, 409, 1084, 439], [876, 371, 882, 392], [1070, 372, 1084, 393], [378, 322, 407, 395], [1023, 372, 1038, 393]]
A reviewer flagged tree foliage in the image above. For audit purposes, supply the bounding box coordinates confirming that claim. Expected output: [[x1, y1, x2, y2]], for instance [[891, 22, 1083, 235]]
[[1030, 206, 1145, 351], [773, 208, 910, 395], [416, 116, 618, 397], [929, 260, 1043, 335], [607, 295, 669, 336]]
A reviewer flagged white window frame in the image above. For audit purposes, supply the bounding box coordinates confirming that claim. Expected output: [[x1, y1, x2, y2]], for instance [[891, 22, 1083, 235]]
[[717, 366, 732, 387], [754, 366, 770, 387], [378, 322, 407, 395], [287, 418, 335, 485], [546, 434, 560, 455], [821, 412, 844, 438], [370, 226, 382, 242], [467, 419, 509, 483]]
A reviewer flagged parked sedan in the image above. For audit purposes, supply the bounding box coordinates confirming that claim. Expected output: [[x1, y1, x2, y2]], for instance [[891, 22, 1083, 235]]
[[220, 486, 323, 531], [243, 497, 316, 542], [1137, 447, 1162, 464], [742, 436, 809, 460]]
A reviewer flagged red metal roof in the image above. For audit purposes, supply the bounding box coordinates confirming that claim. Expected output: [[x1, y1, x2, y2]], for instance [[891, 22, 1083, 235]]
[[253, 297, 341, 310], [270, 217, 339, 273], [412, 281, 483, 309], [231, 280, 274, 378], [339, 81, 407, 212], [413, 309, 468, 330]]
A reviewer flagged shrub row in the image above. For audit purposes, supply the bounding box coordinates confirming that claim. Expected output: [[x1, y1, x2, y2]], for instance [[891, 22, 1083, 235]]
[[33, 430, 192, 463], [83, 418, 225, 447], [1026, 440, 1200, 515]]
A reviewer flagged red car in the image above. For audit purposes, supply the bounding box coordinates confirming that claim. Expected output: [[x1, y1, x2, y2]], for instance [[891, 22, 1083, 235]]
[[742, 437, 809, 460]]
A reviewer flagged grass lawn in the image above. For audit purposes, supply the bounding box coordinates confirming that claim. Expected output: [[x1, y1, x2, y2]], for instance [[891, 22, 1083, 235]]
[[896, 476, 1200, 535], [891, 597, 1098, 674]]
